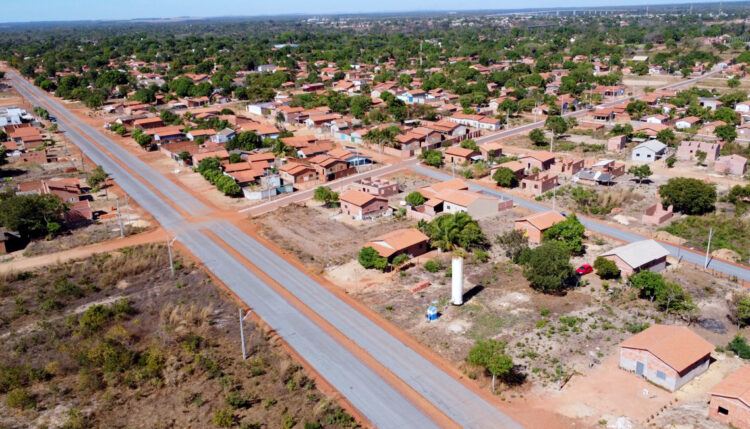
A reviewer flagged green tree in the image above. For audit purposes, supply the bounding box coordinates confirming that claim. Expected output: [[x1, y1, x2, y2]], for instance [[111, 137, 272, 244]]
[[655, 282, 695, 316], [542, 213, 585, 254], [529, 128, 547, 146], [494, 229, 528, 262], [714, 106, 739, 125], [518, 242, 575, 293], [628, 271, 666, 300], [405, 191, 426, 207], [627, 164, 652, 184], [86, 165, 109, 190], [728, 77, 740, 88], [420, 149, 443, 167], [467, 339, 514, 392], [358, 247, 380, 269], [492, 167, 519, 188], [545, 116, 568, 137], [715, 124, 738, 142], [131, 128, 153, 149], [656, 129, 676, 145], [625, 100, 649, 118], [426, 212, 486, 251], [593, 256, 620, 279], [313, 186, 339, 207], [0, 194, 67, 238], [659, 177, 716, 215], [460, 139, 479, 151], [733, 294, 750, 329]]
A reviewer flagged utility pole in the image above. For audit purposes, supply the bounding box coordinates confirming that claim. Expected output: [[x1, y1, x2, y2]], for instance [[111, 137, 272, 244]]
[[116, 199, 124, 238], [239, 308, 247, 360], [167, 235, 178, 276], [704, 227, 713, 269]]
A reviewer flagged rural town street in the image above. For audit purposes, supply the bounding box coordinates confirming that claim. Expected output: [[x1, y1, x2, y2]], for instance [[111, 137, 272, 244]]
[[7, 69, 524, 429]]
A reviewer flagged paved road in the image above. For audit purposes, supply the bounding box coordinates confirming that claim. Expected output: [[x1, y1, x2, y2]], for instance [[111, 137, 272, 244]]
[[413, 164, 750, 283], [475, 70, 723, 145], [8, 70, 523, 428]]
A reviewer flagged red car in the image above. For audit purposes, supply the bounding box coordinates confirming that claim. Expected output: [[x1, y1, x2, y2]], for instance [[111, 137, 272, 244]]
[[576, 264, 593, 275]]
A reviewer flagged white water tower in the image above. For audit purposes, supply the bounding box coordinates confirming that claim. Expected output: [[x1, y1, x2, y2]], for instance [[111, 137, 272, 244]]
[[451, 257, 463, 306]]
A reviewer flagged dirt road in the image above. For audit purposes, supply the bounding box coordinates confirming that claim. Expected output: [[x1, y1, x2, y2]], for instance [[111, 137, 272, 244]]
[[0, 228, 165, 273]]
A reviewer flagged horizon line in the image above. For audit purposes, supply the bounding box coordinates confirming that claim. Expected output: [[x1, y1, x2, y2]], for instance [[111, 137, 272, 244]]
[[0, 1, 747, 26]]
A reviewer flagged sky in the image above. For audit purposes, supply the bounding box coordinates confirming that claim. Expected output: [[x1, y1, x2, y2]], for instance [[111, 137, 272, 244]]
[[0, 0, 741, 23]]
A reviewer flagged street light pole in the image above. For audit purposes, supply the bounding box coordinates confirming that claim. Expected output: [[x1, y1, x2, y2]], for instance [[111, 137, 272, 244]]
[[704, 227, 713, 269], [167, 235, 178, 277], [239, 308, 247, 360]]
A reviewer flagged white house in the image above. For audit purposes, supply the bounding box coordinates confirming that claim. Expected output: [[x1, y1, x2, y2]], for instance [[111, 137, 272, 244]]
[[632, 141, 667, 163], [675, 117, 702, 130]]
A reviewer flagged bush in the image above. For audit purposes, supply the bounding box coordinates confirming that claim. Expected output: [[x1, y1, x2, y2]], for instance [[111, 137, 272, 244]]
[[495, 229, 528, 262], [593, 256, 620, 279], [392, 253, 410, 267], [358, 247, 380, 269], [213, 409, 235, 428], [6, 388, 34, 409], [424, 260, 441, 273], [474, 250, 489, 263], [492, 166, 519, 188], [405, 191, 426, 207], [728, 335, 750, 359], [421, 149, 443, 167]]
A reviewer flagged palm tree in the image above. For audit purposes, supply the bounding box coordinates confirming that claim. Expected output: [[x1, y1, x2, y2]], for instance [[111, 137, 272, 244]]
[[364, 128, 396, 163], [428, 212, 473, 252]]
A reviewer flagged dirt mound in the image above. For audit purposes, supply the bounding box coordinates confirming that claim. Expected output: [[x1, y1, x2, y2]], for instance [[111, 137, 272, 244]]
[[712, 248, 742, 262], [653, 230, 687, 245]]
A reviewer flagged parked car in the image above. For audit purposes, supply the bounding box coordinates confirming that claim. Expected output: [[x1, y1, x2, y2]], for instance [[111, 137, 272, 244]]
[[576, 264, 593, 275]]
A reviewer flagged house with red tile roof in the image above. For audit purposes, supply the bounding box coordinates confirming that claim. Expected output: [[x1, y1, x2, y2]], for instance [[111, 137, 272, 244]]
[[445, 146, 480, 165], [619, 324, 713, 391], [709, 366, 750, 429], [514, 211, 566, 243], [365, 228, 429, 261], [339, 190, 389, 220], [278, 162, 317, 185]]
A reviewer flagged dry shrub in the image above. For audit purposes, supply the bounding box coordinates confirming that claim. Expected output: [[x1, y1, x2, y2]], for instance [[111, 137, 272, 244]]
[[160, 302, 214, 337], [597, 188, 642, 208]]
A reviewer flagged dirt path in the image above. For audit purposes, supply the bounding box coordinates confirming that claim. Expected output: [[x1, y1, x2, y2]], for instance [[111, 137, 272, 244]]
[[0, 228, 165, 273]]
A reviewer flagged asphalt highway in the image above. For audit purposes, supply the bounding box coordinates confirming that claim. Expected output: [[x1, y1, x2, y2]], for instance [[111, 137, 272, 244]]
[[8, 70, 524, 429]]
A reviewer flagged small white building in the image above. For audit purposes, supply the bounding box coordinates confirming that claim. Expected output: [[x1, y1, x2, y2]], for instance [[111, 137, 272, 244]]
[[631, 141, 667, 163]]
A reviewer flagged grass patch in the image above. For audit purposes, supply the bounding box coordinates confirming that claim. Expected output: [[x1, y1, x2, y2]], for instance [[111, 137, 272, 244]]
[[663, 213, 750, 260]]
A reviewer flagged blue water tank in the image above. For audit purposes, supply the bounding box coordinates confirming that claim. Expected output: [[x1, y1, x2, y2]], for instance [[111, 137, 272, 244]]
[[426, 305, 438, 322]]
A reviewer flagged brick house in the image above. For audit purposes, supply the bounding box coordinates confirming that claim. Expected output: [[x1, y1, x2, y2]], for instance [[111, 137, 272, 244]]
[[307, 155, 353, 181], [520, 173, 558, 195], [642, 203, 674, 226], [339, 190, 389, 220], [676, 141, 721, 162], [351, 177, 399, 197], [709, 366, 750, 429], [445, 146, 480, 165], [519, 151, 556, 172], [607, 135, 627, 152], [619, 325, 713, 391], [714, 154, 747, 176], [514, 211, 566, 244], [278, 162, 317, 185], [365, 228, 429, 261]]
